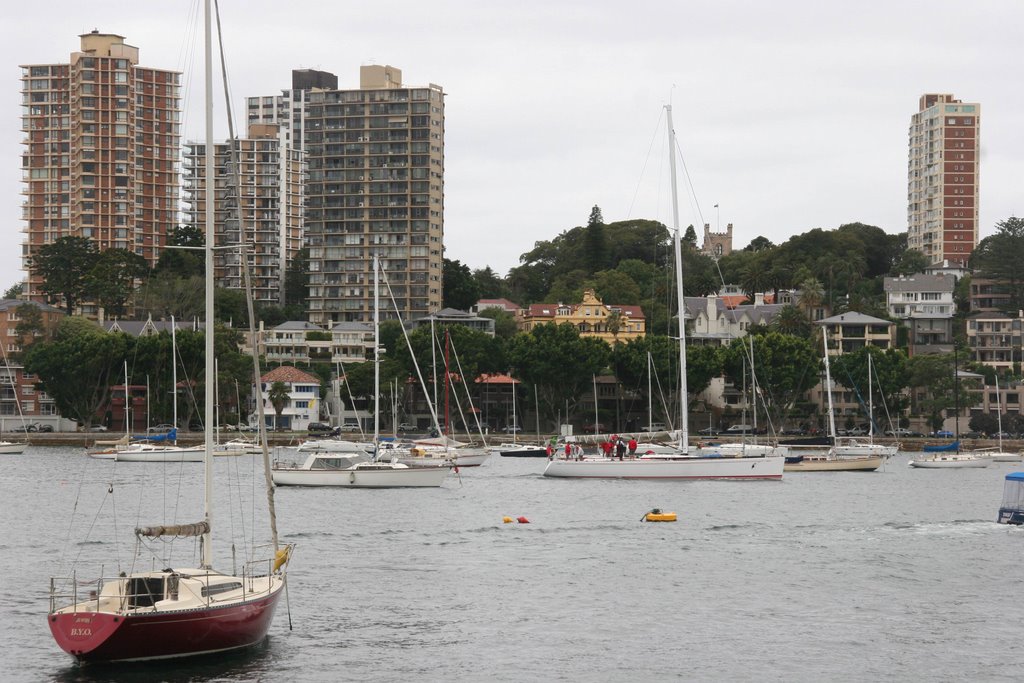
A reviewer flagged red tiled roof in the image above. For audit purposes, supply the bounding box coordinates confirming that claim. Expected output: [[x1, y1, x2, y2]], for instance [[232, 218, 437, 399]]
[[261, 365, 320, 385], [475, 373, 520, 385], [477, 298, 521, 311]]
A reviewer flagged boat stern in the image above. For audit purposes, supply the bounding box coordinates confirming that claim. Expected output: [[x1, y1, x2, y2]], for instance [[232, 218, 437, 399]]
[[48, 609, 124, 660]]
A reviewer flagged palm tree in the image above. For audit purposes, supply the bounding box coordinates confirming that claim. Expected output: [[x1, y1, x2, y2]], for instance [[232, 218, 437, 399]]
[[267, 381, 290, 431], [798, 276, 825, 322]]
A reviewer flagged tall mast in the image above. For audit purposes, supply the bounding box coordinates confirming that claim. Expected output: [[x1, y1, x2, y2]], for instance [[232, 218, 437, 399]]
[[201, 0, 214, 569], [171, 315, 178, 443], [868, 353, 874, 441], [823, 328, 837, 446], [511, 376, 517, 444], [666, 105, 688, 453], [373, 256, 380, 454], [647, 352, 653, 431]]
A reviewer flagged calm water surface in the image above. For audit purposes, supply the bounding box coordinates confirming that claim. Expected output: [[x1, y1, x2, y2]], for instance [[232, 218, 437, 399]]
[[3, 446, 1024, 681]]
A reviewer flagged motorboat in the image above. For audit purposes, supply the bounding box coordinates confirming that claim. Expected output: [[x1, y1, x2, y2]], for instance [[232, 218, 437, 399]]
[[272, 451, 451, 487]]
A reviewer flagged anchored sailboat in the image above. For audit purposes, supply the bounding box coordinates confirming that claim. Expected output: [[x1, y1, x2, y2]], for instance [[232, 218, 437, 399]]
[[47, 2, 291, 661], [543, 105, 783, 480]]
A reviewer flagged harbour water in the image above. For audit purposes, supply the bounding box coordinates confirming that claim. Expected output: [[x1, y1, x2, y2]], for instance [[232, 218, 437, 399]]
[[4, 446, 1024, 681]]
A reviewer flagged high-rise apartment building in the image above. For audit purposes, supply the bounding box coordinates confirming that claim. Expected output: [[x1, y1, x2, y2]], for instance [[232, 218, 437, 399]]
[[183, 124, 304, 304], [907, 93, 980, 267], [20, 31, 181, 303], [248, 65, 444, 324]]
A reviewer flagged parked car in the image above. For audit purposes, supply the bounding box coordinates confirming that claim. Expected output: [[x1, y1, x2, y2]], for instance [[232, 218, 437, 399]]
[[148, 424, 175, 434], [501, 425, 522, 433], [87, 424, 108, 432], [340, 421, 361, 432], [722, 424, 753, 435], [780, 427, 807, 436], [697, 427, 719, 436], [886, 428, 922, 437], [931, 430, 954, 438], [307, 422, 334, 434], [397, 422, 416, 432], [644, 423, 667, 432]]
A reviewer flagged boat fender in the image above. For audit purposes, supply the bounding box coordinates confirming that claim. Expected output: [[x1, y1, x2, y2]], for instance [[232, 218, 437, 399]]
[[517, 516, 530, 524], [349, 471, 356, 483], [273, 546, 291, 573], [502, 516, 514, 524]]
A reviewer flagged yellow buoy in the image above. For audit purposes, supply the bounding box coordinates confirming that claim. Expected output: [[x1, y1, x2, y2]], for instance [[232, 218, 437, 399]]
[[643, 509, 677, 522], [502, 516, 514, 524]]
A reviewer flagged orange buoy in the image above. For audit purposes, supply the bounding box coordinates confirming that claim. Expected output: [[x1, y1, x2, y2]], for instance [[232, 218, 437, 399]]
[[502, 516, 514, 524], [517, 516, 530, 524]]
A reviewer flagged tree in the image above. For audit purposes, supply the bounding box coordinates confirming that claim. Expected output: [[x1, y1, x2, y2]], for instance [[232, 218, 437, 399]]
[[583, 205, 608, 269], [442, 258, 480, 311], [507, 323, 610, 428], [12, 303, 51, 356], [86, 248, 149, 317], [721, 332, 820, 428], [30, 236, 98, 314], [155, 225, 204, 277], [830, 347, 910, 427], [745, 236, 775, 252], [472, 266, 508, 300], [285, 247, 309, 307], [478, 307, 519, 338], [23, 317, 127, 428], [683, 225, 698, 247], [773, 304, 812, 339], [798, 276, 825, 321], [892, 249, 931, 277], [972, 216, 1024, 313], [267, 381, 290, 430], [3, 282, 23, 299], [905, 352, 973, 431]]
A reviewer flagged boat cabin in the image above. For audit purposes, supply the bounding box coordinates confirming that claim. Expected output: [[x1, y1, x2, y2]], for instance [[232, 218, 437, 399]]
[[997, 472, 1024, 525]]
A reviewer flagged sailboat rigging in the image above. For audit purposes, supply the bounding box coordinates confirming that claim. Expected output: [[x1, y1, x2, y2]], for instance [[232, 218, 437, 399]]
[[47, 1, 291, 661], [542, 104, 783, 479]]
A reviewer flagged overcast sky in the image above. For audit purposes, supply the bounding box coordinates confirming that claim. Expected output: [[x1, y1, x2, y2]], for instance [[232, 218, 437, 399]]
[[2, 0, 1021, 292]]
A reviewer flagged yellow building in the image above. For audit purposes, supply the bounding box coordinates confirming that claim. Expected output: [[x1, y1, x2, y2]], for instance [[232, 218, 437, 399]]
[[517, 289, 645, 344]]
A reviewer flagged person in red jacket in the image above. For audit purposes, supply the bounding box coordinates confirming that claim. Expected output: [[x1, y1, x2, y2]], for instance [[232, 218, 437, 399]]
[[628, 438, 637, 457]]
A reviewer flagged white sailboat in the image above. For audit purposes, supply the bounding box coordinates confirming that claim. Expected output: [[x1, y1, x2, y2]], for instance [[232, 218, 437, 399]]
[[48, 2, 291, 661], [977, 377, 1020, 462], [829, 351, 896, 460], [910, 347, 988, 469], [543, 105, 783, 480], [785, 330, 882, 472], [272, 257, 450, 488], [0, 339, 29, 453]]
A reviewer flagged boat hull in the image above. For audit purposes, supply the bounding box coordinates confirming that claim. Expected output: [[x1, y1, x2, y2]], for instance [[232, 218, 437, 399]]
[[0, 441, 28, 454], [115, 449, 206, 462], [784, 455, 883, 472], [988, 452, 1022, 462], [398, 451, 490, 467], [48, 584, 283, 663], [909, 456, 989, 468], [272, 465, 450, 487], [542, 455, 784, 480]]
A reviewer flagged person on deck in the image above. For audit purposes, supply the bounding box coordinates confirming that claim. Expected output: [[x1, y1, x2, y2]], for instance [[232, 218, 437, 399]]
[[628, 438, 637, 457], [615, 439, 626, 460]]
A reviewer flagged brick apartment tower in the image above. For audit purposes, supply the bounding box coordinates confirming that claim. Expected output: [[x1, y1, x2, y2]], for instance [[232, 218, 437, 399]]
[[183, 124, 305, 304], [19, 31, 181, 308], [907, 93, 980, 267], [248, 65, 444, 324]]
